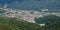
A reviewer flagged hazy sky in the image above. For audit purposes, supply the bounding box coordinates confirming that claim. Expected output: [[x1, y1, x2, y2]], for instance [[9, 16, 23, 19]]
[[0, 0, 60, 10], [0, 0, 24, 4]]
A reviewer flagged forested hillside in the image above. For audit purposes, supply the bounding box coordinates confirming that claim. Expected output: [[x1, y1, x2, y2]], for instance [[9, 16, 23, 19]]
[[0, 16, 41, 30], [35, 15, 60, 30], [0, 15, 60, 30]]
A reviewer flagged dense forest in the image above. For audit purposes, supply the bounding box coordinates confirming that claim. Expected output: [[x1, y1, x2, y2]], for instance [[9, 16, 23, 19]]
[[35, 15, 60, 30], [0, 16, 41, 30], [0, 15, 60, 30]]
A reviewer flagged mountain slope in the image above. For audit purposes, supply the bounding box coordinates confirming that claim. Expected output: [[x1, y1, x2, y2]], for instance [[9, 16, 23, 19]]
[[0, 16, 41, 30]]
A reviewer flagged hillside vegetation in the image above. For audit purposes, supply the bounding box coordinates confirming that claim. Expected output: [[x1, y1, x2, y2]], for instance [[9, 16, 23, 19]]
[[0, 16, 41, 30], [0, 15, 60, 30], [0, 9, 6, 14], [35, 15, 60, 30]]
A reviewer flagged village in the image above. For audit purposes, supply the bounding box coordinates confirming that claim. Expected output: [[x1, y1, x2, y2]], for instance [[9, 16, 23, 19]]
[[0, 4, 60, 23]]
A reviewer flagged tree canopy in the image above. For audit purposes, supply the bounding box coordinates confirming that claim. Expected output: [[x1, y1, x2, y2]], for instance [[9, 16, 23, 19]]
[[34, 15, 60, 30], [0, 16, 41, 30], [0, 9, 6, 14]]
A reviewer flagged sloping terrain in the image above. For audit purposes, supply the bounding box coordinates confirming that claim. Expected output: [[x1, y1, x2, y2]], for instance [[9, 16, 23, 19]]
[[0, 16, 41, 30], [35, 15, 60, 30], [0, 15, 60, 30]]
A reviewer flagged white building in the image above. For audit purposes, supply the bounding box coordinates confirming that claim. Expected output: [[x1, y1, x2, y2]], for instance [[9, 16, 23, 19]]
[[41, 9, 49, 12], [39, 23, 45, 27]]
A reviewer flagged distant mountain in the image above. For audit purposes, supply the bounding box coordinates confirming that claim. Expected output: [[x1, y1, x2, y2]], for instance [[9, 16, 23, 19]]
[[0, 0, 60, 10], [0, 0, 24, 4]]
